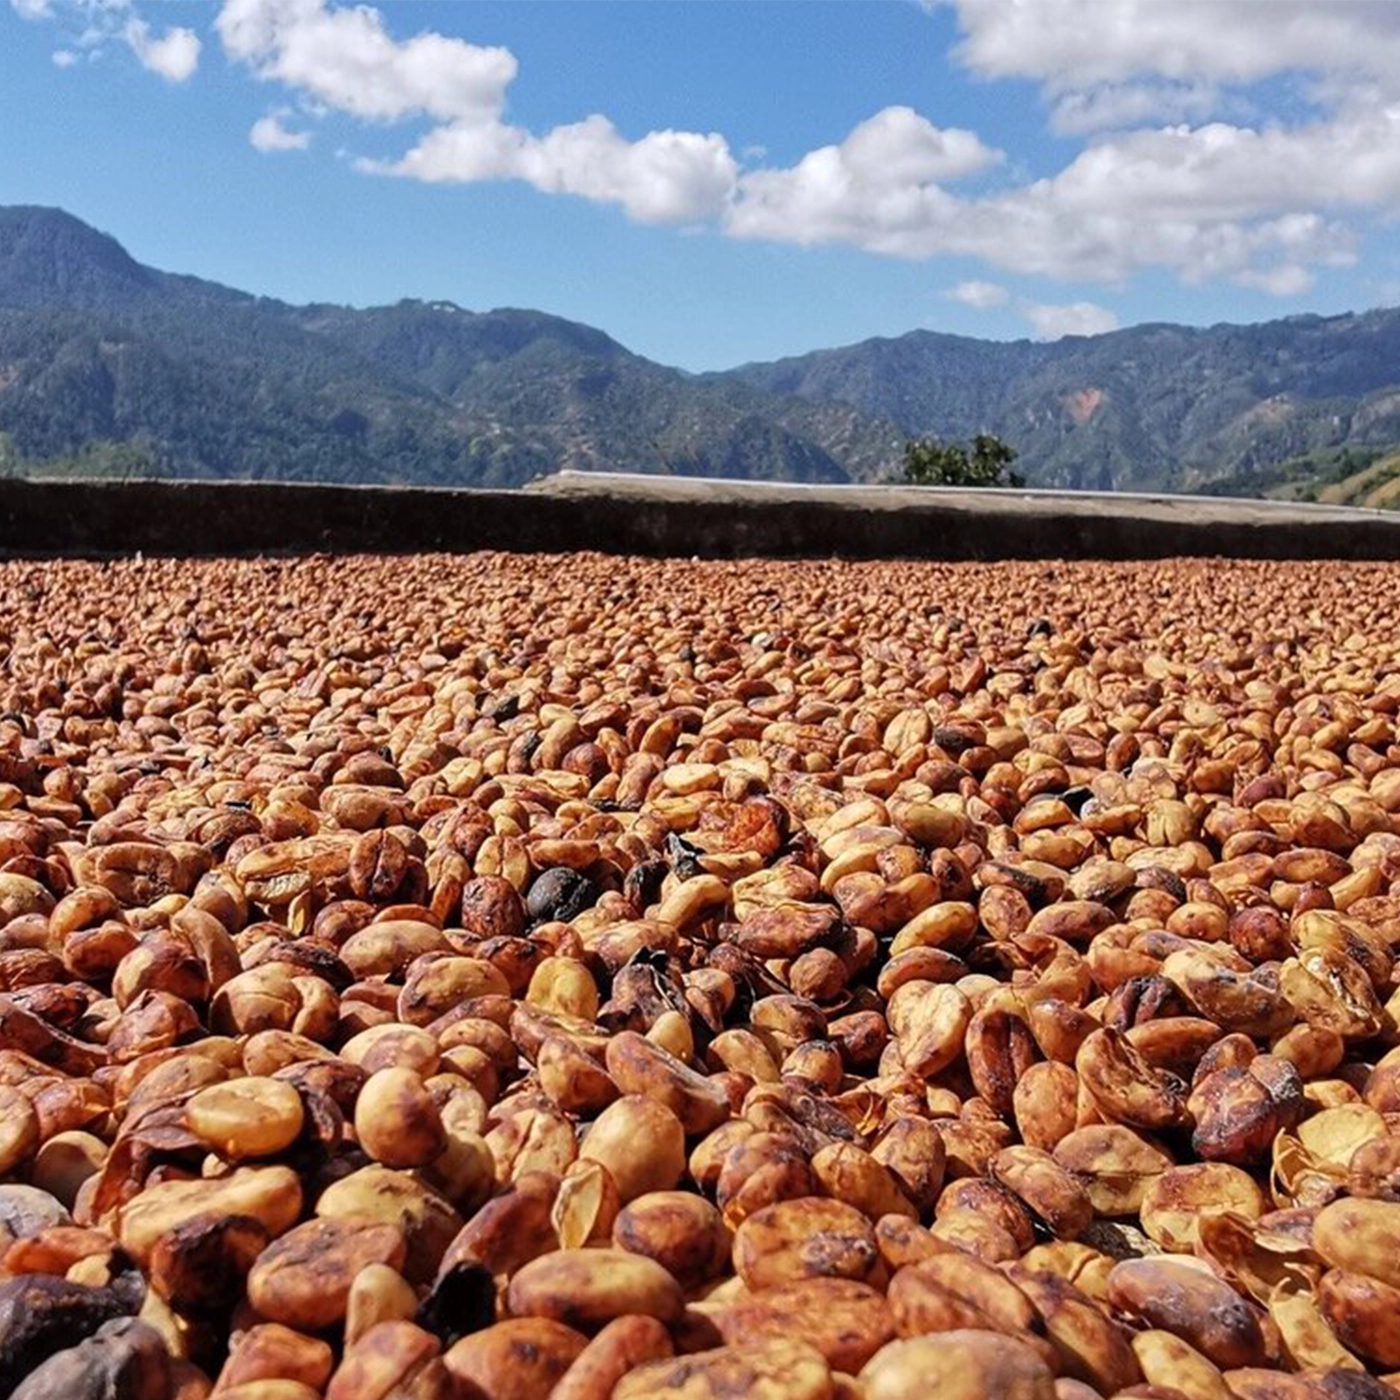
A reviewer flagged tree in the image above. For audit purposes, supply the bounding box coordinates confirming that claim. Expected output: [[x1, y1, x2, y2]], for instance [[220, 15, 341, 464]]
[[901, 433, 1024, 488]]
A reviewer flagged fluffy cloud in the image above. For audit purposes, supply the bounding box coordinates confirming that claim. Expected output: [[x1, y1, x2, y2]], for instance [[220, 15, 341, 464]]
[[725, 107, 1001, 252], [216, 0, 515, 123], [21, 0, 1400, 305], [220, 0, 735, 224], [250, 109, 310, 152], [946, 280, 1009, 308], [221, 0, 1394, 294], [1236, 264, 1317, 297], [12, 0, 199, 81], [1022, 301, 1120, 340], [768, 1, 1386, 292], [123, 17, 200, 82], [1047, 82, 1224, 136], [1045, 118, 1400, 224], [944, 0, 1400, 93], [717, 5, 1400, 292], [369, 116, 736, 225], [724, 98, 1379, 295]]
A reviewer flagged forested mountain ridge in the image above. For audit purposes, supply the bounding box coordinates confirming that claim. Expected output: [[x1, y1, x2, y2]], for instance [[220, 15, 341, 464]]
[[4, 205, 1400, 493], [727, 313, 1400, 491], [0, 206, 897, 486]]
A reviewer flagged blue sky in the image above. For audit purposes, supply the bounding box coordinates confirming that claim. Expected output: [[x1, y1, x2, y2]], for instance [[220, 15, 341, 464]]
[[5, 1, 1400, 370]]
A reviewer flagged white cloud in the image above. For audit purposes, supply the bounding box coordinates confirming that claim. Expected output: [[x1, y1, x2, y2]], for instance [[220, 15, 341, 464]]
[[250, 109, 310, 152], [123, 17, 200, 82], [16, 1, 202, 81], [221, 0, 737, 224], [725, 107, 1001, 253], [370, 116, 736, 225], [216, 0, 515, 123], [1235, 264, 1315, 297], [946, 279, 1008, 308], [15, 0, 1382, 305], [877, 2, 1400, 293], [208, 0, 1400, 294], [725, 108, 1375, 294], [831, 105, 1001, 185], [945, 0, 1400, 94], [1048, 82, 1224, 136], [1044, 119, 1400, 225], [1022, 301, 1120, 340]]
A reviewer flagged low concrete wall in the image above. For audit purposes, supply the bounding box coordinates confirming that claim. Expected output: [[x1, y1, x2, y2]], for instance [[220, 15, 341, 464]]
[[2, 473, 1399, 560]]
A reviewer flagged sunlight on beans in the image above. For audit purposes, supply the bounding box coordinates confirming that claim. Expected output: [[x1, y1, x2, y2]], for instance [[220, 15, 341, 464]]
[[0, 551, 1397, 1400]]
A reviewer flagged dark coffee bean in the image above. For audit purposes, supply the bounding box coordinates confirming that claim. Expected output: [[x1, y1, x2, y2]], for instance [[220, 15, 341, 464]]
[[526, 867, 597, 923]]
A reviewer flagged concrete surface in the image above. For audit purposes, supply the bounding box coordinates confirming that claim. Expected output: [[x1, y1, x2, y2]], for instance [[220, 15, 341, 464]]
[[1, 471, 1399, 560]]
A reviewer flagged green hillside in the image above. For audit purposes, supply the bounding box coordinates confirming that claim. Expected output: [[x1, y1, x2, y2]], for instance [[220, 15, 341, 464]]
[[8, 204, 1400, 495]]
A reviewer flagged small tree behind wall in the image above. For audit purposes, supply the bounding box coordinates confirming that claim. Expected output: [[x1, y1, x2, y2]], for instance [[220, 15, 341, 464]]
[[902, 433, 1024, 488]]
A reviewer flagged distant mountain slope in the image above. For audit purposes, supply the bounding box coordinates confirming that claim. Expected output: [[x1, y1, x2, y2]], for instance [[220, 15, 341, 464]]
[[1317, 450, 1400, 508], [725, 313, 1400, 491], [0, 207, 895, 486], [4, 204, 1400, 493], [298, 301, 898, 482], [0, 205, 164, 308]]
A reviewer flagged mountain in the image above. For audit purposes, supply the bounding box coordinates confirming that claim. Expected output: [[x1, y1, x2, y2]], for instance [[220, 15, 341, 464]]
[[726, 314, 1400, 492], [0, 208, 141, 308], [4, 204, 1400, 493], [293, 300, 899, 484], [0, 206, 899, 487]]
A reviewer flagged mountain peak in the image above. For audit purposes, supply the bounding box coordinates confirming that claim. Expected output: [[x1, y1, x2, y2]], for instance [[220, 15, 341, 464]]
[[5, 202, 1400, 498], [0, 205, 160, 310]]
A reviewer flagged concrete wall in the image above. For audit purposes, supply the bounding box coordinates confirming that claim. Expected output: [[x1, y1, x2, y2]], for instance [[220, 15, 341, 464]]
[[3, 473, 1399, 560]]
